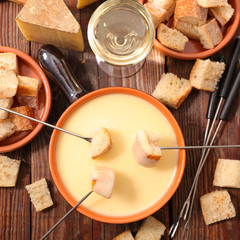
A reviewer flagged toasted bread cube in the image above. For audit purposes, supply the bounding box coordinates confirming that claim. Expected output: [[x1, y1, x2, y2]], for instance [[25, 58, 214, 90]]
[[157, 24, 189, 52], [210, 4, 234, 26], [174, 0, 208, 26], [174, 20, 200, 40], [0, 69, 18, 98], [0, 98, 14, 119], [144, 3, 167, 28], [0, 155, 21, 187], [132, 130, 162, 168], [17, 75, 42, 97], [213, 159, 240, 188], [16, 95, 39, 109], [9, 106, 36, 131], [197, 0, 228, 8], [0, 53, 18, 74], [190, 59, 225, 92], [113, 230, 134, 240], [25, 178, 53, 212], [135, 216, 166, 240], [0, 118, 15, 141], [90, 166, 115, 199], [90, 127, 112, 159], [152, 73, 192, 109], [200, 190, 236, 225], [198, 18, 223, 49], [149, 0, 176, 21]]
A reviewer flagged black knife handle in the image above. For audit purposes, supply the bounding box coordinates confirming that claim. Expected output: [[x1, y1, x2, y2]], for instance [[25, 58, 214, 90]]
[[38, 45, 87, 103], [220, 36, 240, 98], [219, 68, 240, 121], [206, 55, 225, 120]]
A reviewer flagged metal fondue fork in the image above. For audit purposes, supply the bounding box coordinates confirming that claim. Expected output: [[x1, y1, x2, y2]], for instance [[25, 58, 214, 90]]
[[169, 40, 240, 239], [1, 106, 239, 150], [0, 106, 92, 143]]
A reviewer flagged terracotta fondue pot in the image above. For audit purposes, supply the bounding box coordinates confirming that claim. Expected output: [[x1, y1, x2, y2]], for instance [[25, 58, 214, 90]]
[[39, 45, 186, 223]]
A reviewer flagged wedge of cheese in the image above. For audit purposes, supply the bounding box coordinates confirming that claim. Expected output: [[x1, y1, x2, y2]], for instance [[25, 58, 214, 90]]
[[77, 0, 99, 9], [16, 0, 84, 52]]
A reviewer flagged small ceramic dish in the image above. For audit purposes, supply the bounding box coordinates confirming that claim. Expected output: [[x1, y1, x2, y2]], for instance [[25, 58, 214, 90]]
[[0, 46, 52, 152], [49, 87, 186, 223], [140, 0, 240, 60]]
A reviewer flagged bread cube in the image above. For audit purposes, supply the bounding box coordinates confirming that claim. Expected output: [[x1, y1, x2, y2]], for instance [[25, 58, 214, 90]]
[[198, 18, 223, 49], [174, 20, 200, 40], [144, 2, 167, 28], [17, 75, 42, 97], [200, 190, 236, 225], [9, 106, 36, 131], [149, 0, 176, 21], [113, 230, 134, 240], [0, 98, 14, 119], [90, 127, 112, 159], [132, 130, 162, 168], [152, 73, 192, 109], [135, 216, 166, 240], [0, 69, 18, 98], [25, 178, 53, 212], [210, 4, 234, 26], [0, 53, 18, 74], [213, 159, 240, 188], [90, 166, 115, 199], [157, 24, 189, 52], [174, 0, 208, 26], [0, 118, 15, 141], [0, 155, 21, 187], [197, 0, 228, 8], [190, 59, 225, 92]]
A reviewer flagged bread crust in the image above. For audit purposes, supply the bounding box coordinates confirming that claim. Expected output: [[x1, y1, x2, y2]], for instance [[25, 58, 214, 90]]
[[174, 0, 208, 26]]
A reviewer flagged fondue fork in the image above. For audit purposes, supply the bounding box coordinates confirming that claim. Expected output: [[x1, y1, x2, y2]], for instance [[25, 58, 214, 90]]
[[0, 106, 239, 150], [169, 39, 240, 239], [40, 191, 93, 240], [0, 106, 92, 143]]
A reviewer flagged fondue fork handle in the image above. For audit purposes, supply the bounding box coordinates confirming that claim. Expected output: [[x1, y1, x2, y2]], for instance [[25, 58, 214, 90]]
[[0, 106, 92, 143], [38, 45, 88, 103], [40, 191, 93, 240]]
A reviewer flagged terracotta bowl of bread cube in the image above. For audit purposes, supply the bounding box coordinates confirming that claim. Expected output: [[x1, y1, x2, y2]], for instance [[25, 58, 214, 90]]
[[141, 0, 240, 60], [0, 46, 51, 152], [49, 87, 185, 223]]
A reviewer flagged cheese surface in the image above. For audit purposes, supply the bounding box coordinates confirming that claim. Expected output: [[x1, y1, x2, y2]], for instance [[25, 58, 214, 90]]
[[16, 0, 84, 51], [55, 93, 179, 217], [77, 0, 99, 9]]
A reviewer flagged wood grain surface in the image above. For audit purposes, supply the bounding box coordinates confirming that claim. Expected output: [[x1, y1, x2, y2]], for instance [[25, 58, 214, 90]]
[[0, 0, 239, 240]]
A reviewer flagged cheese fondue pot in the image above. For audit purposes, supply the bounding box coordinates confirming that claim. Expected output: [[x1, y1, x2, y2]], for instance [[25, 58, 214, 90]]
[[39, 45, 186, 223]]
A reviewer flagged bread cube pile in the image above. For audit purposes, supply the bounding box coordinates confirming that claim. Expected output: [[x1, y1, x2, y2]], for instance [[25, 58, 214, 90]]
[[0, 52, 42, 141], [144, 0, 234, 51]]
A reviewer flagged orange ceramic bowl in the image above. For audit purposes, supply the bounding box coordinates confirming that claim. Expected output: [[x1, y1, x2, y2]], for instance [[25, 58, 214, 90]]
[[0, 46, 52, 152], [49, 87, 186, 223], [140, 0, 240, 60]]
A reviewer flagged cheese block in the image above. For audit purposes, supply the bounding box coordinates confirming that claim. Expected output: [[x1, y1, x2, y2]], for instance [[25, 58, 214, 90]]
[[77, 0, 99, 9], [16, 0, 84, 52]]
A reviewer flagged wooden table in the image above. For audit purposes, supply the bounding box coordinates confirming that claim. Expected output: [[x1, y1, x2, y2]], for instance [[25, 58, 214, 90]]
[[0, 1, 239, 239]]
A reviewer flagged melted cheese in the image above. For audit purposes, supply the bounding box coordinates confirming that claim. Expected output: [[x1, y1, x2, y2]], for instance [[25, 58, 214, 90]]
[[55, 93, 178, 217]]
